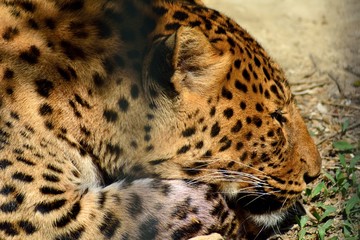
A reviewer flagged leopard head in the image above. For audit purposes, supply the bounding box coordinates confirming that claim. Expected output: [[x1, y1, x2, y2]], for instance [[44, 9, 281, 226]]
[[142, 21, 321, 228]]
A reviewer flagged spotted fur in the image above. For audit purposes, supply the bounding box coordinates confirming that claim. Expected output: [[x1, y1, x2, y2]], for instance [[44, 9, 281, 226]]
[[0, 0, 321, 239]]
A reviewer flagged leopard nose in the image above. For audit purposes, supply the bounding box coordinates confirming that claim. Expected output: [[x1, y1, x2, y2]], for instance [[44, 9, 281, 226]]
[[302, 154, 322, 184], [300, 146, 321, 184], [303, 172, 320, 184]]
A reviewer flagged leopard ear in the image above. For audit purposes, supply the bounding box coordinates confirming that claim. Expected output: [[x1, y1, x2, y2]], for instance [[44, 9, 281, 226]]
[[168, 27, 231, 94], [143, 27, 231, 97]]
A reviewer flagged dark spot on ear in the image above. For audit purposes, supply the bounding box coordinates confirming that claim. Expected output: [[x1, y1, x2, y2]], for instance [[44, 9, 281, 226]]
[[147, 36, 177, 98]]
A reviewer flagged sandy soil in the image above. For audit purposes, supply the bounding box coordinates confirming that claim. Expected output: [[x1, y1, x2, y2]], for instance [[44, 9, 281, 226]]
[[203, 0, 360, 239]]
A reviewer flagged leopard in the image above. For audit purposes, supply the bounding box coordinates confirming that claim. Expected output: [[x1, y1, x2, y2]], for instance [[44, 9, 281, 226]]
[[0, 0, 322, 239]]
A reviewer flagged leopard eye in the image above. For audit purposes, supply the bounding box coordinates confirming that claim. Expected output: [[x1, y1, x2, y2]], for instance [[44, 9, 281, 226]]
[[270, 110, 287, 124]]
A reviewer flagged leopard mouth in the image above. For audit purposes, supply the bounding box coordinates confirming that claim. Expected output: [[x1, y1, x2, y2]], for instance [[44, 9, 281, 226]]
[[226, 195, 306, 238]]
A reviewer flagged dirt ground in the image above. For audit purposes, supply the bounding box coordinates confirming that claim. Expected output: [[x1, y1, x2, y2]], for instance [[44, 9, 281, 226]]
[[203, 0, 360, 239]]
